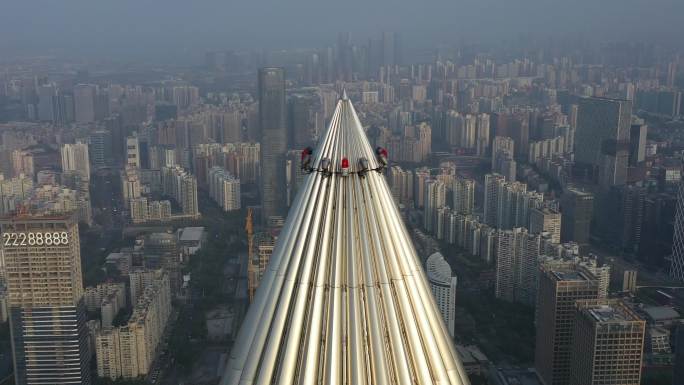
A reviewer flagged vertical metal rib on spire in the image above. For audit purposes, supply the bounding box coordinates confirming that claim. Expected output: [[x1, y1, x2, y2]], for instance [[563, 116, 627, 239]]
[[221, 95, 471, 385]]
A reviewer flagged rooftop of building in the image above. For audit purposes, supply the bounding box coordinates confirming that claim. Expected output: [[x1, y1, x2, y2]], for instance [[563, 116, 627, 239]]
[[563, 185, 594, 196], [588, 305, 631, 322], [534, 207, 560, 215], [426, 252, 456, 284], [579, 300, 642, 324], [496, 368, 544, 385], [643, 306, 680, 322], [551, 269, 591, 282], [178, 226, 205, 242], [0, 212, 76, 223], [455, 345, 489, 365]]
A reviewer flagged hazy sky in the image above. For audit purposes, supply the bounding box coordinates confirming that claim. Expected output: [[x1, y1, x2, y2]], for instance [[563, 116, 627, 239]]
[[1, 0, 683, 60]]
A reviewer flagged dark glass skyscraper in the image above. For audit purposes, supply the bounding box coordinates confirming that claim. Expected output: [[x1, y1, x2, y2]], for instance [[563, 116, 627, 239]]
[[258, 67, 287, 222], [671, 177, 684, 281], [575, 97, 632, 188]]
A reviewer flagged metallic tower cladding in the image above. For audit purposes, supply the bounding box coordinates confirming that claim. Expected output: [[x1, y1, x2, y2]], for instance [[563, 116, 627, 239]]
[[671, 178, 684, 281], [258, 67, 287, 222], [220, 93, 470, 385]]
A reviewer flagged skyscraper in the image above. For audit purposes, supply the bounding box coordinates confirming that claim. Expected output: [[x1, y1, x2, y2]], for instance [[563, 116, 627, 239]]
[[125, 135, 141, 168], [530, 207, 561, 243], [672, 177, 684, 281], [484, 174, 543, 230], [575, 97, 632, 188], [491, 136, 515, 170], [452, 178, 475, 215], [74, 84, 97, 124], [560, 187, 594, 249], [535, 266, 600, 385], [484, 173, 506, 226], [629, 121, 647, 166], [0, 214, 91, 385], [37, 84, 57, 122], [426, 252, 458, 337], [61, 142, 91, 180], [569, 299, 645, 385], [424, 178, 447, 233], [88, 129, 112, 169], [220, 93, 469, 385], [495, 227, 541, 304], [674, 322, 684, 385], [389, 165, 414, 207], [258, 68, 287, 223]]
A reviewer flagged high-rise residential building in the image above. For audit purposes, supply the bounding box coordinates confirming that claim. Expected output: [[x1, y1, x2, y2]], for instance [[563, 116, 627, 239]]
[[61, 141, 91, 180], [623, 270, 637, 292], [221, 91, 469, 385], [129, 268, 159, 305], [83, 282, 126, 314], [125, 135, 141, 168], [221, 142, 260, 185], [208, 167, 241, 211], [560, 187, 594, 249], [492, 136, 517, 182], [11, 149, 34, 178], [528, 136, 566, 165], [495, 227, 542, 304], [0, 174, 33, 215], [530, 207, 562, 243], [535, 266, 600, 385], [389, 165, 414, 207], [426, 252, 458, 337], [484, 174, 543, 230], [484, 173, 506, 226], [575, 97, 632, 188], [672, 178, 684, 281], [74, 84, 97, 124], [161, 166, 200, 218], [424, 179, 447, 234], [445, 110, 464, 147], [444, 111, 487, 151], [172, 86, 199, 110], [569, 299, 645, 385], [413, 167, 431, 209], [452, 178, 475, 215], [510, 112, 530, 159], [258, 67, 287, 223], [0, 214, 91, 385], [95, 269, 171, 380], [476, 113, 491, 156], [121, 166, 142, 209]]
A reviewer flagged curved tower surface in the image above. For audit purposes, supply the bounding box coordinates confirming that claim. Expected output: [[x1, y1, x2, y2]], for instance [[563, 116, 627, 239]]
[[221, 92, 471, 385]]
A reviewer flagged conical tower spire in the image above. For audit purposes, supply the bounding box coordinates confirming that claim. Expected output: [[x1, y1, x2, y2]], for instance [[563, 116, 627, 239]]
[[221, 96, 470, 385]]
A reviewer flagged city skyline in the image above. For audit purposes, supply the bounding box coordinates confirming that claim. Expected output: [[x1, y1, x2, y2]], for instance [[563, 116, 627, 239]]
[[0, 10, 683, 384]]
